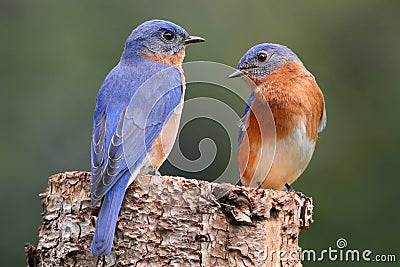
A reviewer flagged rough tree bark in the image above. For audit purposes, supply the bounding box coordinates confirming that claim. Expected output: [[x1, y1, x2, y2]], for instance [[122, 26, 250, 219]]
[[26, 171, 313, 267]]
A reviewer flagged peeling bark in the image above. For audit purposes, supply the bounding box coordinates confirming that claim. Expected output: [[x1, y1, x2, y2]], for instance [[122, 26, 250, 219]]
[[26, 171, 313, 267]]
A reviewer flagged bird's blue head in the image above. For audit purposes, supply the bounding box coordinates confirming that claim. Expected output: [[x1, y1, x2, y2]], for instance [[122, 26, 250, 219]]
[[121, 20, 204, 62], [229, 43, 300, 79]]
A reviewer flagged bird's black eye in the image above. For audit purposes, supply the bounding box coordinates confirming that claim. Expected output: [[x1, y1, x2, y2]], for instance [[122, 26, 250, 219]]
[[257, 52, 268, 62], [162, 30, 175, 42]]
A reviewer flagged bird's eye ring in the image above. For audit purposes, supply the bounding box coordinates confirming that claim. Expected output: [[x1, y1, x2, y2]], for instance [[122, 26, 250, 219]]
[[257, 52, 268, 62], [162, 30, 176, 42]]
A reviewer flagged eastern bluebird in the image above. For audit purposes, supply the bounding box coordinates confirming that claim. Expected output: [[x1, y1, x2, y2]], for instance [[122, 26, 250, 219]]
[[90, 20, 204, 256], [229, 43, 326, 190]]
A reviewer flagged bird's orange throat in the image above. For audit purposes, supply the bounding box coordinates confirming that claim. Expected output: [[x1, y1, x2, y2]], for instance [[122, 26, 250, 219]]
[[249, 61, 324, 142], [145, 50, 186, 84], [144, 49, 186, 67]]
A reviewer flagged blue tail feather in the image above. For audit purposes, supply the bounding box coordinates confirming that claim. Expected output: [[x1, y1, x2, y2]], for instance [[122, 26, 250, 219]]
[[91, 172, 130, 256]]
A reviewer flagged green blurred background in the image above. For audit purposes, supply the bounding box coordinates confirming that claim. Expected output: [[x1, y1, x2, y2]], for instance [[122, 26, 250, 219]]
[[1, 0, 399, 266]]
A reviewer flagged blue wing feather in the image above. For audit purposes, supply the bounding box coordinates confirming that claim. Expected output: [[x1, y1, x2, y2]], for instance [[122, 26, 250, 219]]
[[91, 62, 182, 204], [91, 60, 183, 255], [238, 92, 255, 145]]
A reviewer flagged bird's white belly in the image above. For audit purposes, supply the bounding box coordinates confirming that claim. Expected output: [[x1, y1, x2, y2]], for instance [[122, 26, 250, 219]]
[[258, 121, 315, 190]]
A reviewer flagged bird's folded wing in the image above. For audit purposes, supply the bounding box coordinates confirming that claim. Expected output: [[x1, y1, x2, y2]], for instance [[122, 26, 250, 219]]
[[318, 106, 327, 133], [90, 67, 183, 205], [238, 92, 255, 145]]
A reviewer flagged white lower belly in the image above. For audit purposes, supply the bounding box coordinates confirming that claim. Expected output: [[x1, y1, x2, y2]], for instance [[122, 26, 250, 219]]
[[251, 123, 316, 190], [265, 137, 315, 189]]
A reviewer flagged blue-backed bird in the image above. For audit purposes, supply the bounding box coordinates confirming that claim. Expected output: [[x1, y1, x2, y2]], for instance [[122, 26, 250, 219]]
[[229, 43, 326, 190], [90, 20, 204, 256]]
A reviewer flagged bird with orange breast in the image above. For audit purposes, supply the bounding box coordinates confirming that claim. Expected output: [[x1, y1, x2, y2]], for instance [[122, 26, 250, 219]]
[[229, 43, 326, 190], [90, 20, 204, 256]]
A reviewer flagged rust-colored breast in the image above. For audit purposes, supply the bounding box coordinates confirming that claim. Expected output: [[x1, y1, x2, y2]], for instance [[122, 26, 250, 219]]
[[253, 61, 325, 142], [149, 111, 182, 169], [238, 110, 262, 186]]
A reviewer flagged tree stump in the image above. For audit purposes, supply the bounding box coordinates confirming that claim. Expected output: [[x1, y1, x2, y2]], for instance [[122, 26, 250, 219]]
[[26, 171, 313, 266]]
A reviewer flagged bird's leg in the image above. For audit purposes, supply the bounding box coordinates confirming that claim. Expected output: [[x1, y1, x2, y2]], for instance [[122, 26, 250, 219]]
[[257, 182, 263, 189], [148, 168, 161, 176], [295, 191, 309, 199], [285, 183, 310, 199], [284, 183, 296, 192]]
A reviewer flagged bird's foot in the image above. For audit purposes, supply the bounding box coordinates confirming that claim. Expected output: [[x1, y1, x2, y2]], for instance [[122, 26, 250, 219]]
[[295, 191, 309, 199], [148, 169, 161, 176], [284, 183, 296, 193], [284, 183, 310, 199]]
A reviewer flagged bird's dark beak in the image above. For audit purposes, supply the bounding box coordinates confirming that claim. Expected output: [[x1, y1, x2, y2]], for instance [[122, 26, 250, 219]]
[[228, 69, 244, 78], [184, 36, 205, 45]]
